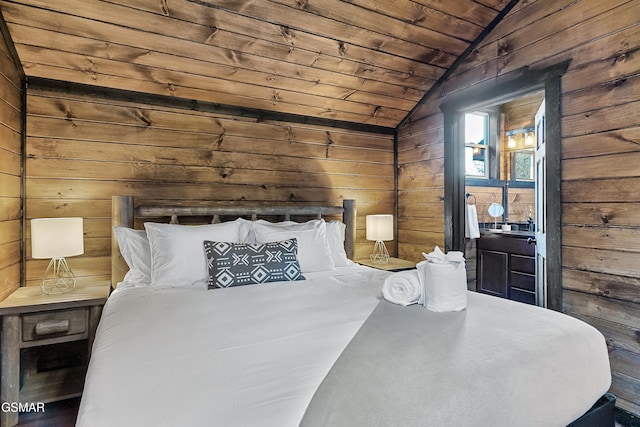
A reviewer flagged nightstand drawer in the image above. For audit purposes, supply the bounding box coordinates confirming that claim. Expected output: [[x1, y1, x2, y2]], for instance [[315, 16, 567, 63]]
[[22, 308, 88, 342]]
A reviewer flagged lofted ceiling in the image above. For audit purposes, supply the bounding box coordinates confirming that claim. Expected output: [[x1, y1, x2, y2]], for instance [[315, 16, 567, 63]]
[[0, 0, 515, 129]]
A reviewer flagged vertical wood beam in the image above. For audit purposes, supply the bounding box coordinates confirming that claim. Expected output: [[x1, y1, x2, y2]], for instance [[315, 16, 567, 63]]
[[443, 110, 465, 252], [545, 74, 563, 312], [111, 195, 133, 289], [1, 315, 20, 427], [393, 131, 399, 256], [343, 199, 356, 260]]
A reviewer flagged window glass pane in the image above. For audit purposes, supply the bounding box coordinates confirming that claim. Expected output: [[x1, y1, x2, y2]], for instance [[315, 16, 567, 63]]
[[465, 113, 486, 145], [465, 146, 486, 176], [465, 112, 488, 177]]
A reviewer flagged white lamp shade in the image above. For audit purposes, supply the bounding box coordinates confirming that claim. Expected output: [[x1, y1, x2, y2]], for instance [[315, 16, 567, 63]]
[[366, 214, 393, 241], [31, 217, 84, 259]]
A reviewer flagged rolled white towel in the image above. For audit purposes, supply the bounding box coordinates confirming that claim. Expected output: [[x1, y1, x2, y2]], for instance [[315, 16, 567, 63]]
[[382, 270, 422, 306]]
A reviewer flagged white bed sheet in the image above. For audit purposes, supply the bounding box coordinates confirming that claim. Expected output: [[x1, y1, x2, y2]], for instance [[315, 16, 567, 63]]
[[77, 265, 390, 427], [77, 265, 611, 427]]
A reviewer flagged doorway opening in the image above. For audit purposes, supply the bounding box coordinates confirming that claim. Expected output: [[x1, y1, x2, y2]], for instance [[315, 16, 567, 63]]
[[440, 61, 570, 311], [463, 91, 543, 306]]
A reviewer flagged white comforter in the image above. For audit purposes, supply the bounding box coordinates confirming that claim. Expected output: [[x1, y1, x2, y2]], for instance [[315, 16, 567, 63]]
[[77, 265, 611, 427], [77, 266, 389, 427]]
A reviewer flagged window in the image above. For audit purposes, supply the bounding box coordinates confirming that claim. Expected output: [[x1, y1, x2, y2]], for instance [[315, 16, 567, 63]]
[[464, 112, 489, 177]]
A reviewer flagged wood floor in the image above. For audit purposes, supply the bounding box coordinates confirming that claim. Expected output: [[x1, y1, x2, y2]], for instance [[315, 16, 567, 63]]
[[13, 397, 640, 426]]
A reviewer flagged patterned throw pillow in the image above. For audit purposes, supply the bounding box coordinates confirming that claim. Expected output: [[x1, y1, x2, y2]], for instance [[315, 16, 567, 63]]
[[204, 239, 305, 289]]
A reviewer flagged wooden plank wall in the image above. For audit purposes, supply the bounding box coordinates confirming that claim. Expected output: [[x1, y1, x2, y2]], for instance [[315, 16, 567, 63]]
[[0, 0, 462, 128], [397, 0, 640, 415], [0, 23, 22, 301], [24, 85, 395, 287]]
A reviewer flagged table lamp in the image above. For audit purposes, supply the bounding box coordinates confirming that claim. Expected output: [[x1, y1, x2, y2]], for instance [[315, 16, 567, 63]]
[[366, 214, 393, 264], [31, 217, 84, 294]]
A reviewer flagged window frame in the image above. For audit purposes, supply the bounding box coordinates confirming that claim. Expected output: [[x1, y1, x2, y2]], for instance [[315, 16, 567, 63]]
[[463, 107, 500, 181], [464, 112, 489, 178]]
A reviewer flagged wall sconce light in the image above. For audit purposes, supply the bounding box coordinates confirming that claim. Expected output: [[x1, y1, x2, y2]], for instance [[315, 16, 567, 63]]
[[366, 214, 393, 264], [506, 127, 535, 150], [525, 131, 534, 146], [31, 217, 84, 294]]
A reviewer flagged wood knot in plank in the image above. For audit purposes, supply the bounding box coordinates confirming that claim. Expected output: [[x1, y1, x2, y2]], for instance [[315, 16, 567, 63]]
[[227, 49, 242, 64], [613, 78, 627, 88], [419, 49, 445, 64], [279, 26, 295, 45], [286, 126, 295, 143], [338, 42, 347, 56], [205, 26, 219, 44], [272, 91, 281, 104], [409, 9, 427, 25], [160, 0, 170, 16], [64, 109, 77, 128], [600, 214, 610, 224], [325, 131, 335, 158], [296, 0, 309, 10], [341, 89, 356, 100], [498, 41, 510, 56], [613, 52, 627, 65], [82, 58, 99, 81], [135, 110, 153, 127], [214, 131, 225, 149]]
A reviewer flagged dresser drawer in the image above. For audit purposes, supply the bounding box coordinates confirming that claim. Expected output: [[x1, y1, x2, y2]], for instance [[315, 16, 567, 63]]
[[22, 308, 88, 342]]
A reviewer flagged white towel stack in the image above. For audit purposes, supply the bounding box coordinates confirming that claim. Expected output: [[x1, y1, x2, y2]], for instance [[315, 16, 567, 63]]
[[382, 270, 422, 306], [418, 246, 468, 312]]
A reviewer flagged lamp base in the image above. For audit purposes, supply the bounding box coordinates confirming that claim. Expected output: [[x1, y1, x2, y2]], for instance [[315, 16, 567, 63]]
[[40, 258, 76, 295], [369, 240, 390, 264]]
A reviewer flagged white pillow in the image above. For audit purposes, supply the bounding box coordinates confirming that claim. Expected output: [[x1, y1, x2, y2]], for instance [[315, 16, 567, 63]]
[[236, 217, 255, 243], [113, 226, 152, 287], [325, 220, 354, 267], [253, 220, 335, 273], [144, 220, 242, 288]]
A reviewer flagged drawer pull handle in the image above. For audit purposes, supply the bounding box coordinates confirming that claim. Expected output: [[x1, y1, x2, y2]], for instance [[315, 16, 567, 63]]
[[35, 319, 70, 336]]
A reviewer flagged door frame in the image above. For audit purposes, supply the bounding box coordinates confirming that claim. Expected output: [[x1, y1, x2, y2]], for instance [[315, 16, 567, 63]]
[[440, 60, 570, 311]]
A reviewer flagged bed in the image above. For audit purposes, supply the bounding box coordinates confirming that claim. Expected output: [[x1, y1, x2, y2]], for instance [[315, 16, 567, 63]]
[[76, 196, 615, 427]]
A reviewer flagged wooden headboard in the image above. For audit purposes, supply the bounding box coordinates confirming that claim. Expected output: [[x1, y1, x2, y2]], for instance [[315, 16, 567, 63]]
[[111, 195, 356, 288]]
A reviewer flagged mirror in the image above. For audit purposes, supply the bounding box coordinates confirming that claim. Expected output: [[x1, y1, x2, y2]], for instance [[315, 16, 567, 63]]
[[511, 150, 535, 181], [487, 202, 504, 229]]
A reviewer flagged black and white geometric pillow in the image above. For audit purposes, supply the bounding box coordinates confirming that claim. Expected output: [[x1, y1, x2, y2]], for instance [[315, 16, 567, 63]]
[[204, 238, 305, 289]]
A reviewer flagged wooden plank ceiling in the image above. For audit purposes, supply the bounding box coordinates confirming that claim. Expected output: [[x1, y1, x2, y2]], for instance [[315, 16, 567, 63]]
[[0, 0, 513, 129]]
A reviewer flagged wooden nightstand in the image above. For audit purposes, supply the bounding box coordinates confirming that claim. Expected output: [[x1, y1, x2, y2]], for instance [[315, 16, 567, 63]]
[[0, 285, 110, 427], [357, 257, 417, 272]]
